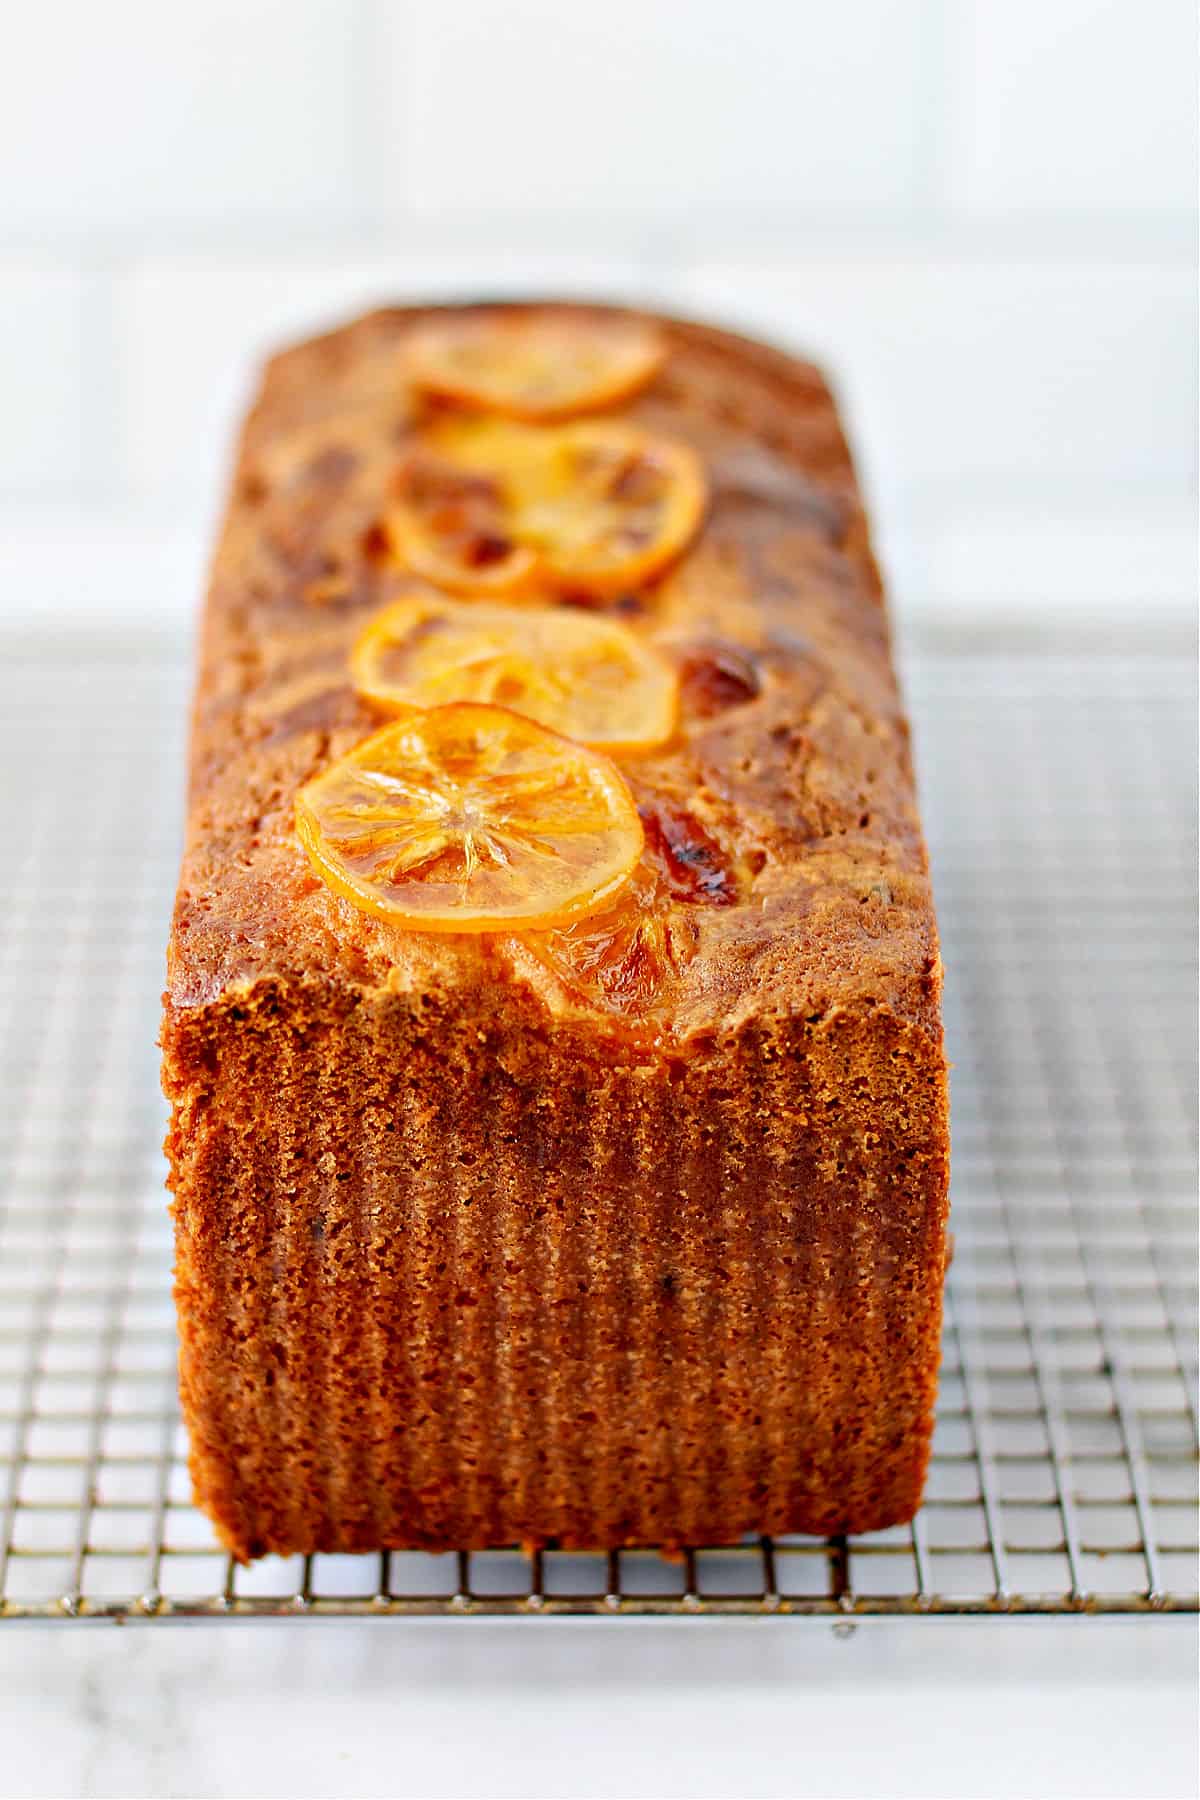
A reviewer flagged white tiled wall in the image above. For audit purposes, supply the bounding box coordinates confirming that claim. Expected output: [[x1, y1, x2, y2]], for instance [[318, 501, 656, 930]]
[[391, 1, 932, 223], [0, 265, 90, 491], [0, 2, 370, 239], [946, 1, 1200, 222], [1, 0, 1195, 625]]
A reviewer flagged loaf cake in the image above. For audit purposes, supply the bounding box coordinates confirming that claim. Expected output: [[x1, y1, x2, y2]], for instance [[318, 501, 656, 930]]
[[161, 301, 950, 1560]]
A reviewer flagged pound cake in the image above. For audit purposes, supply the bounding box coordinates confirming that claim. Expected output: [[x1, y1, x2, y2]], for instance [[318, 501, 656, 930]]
[[161, 301, 950, 1560]]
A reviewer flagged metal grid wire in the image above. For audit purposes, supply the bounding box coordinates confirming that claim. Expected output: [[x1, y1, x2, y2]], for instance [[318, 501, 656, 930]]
[[0, 626, 1195, 1619]]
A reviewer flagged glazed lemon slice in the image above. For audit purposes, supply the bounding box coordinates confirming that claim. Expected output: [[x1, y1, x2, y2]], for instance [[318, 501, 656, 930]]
[[351, 593, 679, 752], [385, 438, 540, 596], [390, 418, 706, 597], [407, 314, 665, 420], [518, 859, 686, 1018], [295, 704, 643, 933], [513, 800, 738, 1017], [521, 421, 706, 593]]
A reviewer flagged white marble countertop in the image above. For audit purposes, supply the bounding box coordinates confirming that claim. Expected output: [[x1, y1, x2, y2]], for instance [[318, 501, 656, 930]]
[[2, 1615, 1196, 1798]]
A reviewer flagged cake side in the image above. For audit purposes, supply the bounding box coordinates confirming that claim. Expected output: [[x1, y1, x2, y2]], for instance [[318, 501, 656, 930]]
[[164, 977, 947, 1556], [162, 301, 950, 1558]]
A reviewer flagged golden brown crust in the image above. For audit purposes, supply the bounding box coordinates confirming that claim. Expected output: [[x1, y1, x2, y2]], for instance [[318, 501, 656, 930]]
[[162, 301, 950, 1558]]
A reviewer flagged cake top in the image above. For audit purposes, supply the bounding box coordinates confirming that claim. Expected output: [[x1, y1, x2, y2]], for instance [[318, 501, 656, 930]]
[[169, 302, 941, 1049]]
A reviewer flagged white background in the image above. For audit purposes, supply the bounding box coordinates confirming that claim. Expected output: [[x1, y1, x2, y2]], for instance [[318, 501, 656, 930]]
[[0, 0, 1196, 630], [0, 6, 1196, 1797]]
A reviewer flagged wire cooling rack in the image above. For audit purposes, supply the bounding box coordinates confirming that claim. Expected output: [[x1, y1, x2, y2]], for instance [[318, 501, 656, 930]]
[[0, 626, 1195, 1620]]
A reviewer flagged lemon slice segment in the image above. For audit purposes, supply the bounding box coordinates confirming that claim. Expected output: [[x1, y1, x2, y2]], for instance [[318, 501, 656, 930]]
[[390, 418, 706, 598], [296, 704, 643, 933], [407, 313, 664, 420], [351, 593, 679, 752]]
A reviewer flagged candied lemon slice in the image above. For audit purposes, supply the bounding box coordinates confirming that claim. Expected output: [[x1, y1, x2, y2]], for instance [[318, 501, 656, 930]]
[[390, 418, 706, 598], [407, 313, 664, 420], [351, 593, 679, 752], [514, 799, 738, 1016], [295, 704, 643, 933], [519, 860, 690, 1018], [384, 442, 540, 596]]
